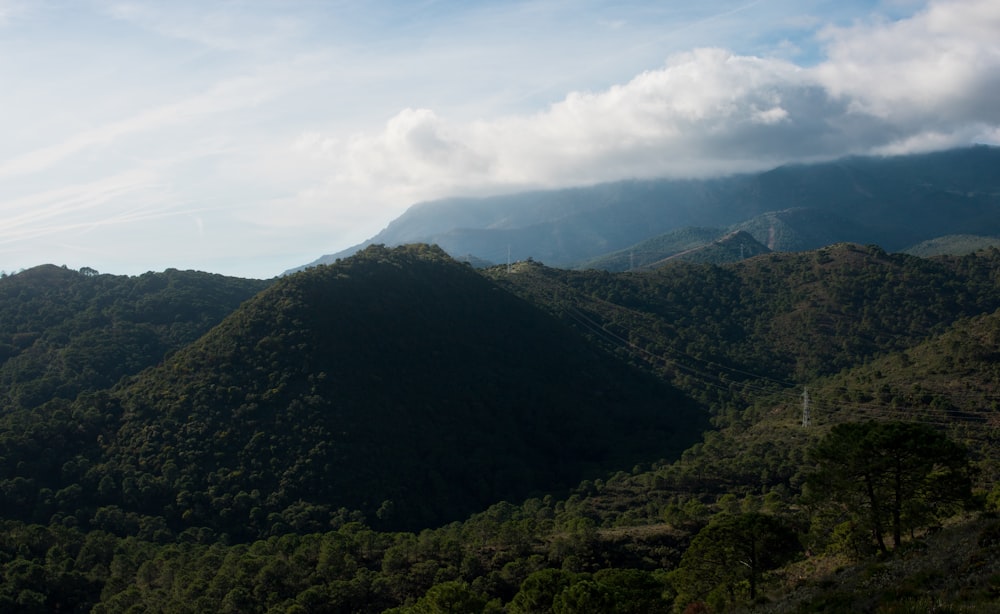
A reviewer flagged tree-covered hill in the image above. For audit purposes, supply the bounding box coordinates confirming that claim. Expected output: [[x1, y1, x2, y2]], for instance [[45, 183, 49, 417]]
[[5, 244, 1000, 611], [0, 265, 271, 411], [790, 305, 1000, 487], [487, 244, 1000, 401], [100, 244, 705, 538], [575, 228, 771, 272], [808, 307, 1000, 421], [590, 300, 1000, 527], [903, 234, 1000, 257], [574, 226, 727, 271], [644, 231, 770, 267], [728, 207, 874, 252]]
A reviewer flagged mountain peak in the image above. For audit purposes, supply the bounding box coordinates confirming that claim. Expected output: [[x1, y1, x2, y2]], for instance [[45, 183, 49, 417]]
[[109, 244, 704, 536]]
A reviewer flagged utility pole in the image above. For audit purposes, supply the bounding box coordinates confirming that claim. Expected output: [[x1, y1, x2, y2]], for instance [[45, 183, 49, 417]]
[[802, 387, 811, 428]]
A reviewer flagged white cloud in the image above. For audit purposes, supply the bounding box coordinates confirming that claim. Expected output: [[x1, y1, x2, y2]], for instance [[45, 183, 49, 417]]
[[815, 0, 1000, 122], [289, 0, 1000, 213], [297, 48, 817, 204]]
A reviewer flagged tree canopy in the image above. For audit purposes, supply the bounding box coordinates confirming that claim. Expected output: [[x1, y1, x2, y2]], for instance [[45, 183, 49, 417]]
[[805, 421, 974, 554], [1, 244, 1000, 611], [671, 512, 800, 609]]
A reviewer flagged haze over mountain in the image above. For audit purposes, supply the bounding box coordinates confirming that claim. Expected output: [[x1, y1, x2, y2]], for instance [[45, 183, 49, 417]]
[[4, 1, 999, 277], [294, 146, 1000, 273]]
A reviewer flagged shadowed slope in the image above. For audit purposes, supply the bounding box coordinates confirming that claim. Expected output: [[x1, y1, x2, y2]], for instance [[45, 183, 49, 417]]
[[106, 245, 705, 537]]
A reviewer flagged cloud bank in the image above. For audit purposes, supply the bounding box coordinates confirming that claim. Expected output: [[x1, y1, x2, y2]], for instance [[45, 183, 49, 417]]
[[304, 0, 1000, 206]]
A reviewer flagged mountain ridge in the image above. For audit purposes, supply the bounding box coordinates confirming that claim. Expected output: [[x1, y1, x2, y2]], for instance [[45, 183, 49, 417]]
[[102, 244, 705, 536], [0, 266, 271, 410], [290, 145, 1000, 273]]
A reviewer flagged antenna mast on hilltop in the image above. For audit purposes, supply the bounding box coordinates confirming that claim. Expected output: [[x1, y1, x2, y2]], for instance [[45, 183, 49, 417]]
[[801, 387, 811, 428], [507, 245, 512, 273]]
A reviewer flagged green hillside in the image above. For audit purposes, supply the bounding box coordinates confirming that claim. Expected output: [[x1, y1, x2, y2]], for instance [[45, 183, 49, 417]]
[[728, 207, 875, 252], [101, 244, 704, 538], [0, 265, 271, 410], [646, 231, 770, 266], [3, 244, 1000, 612], [577, 228, 772, 272], [575, 227, 726, 271], [903, 234, 1000, 257], [487, 244, 1000, 399]]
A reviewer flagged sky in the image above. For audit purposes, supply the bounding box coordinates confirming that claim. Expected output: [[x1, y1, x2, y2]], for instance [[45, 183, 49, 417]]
[[1, 0, 999, 278]]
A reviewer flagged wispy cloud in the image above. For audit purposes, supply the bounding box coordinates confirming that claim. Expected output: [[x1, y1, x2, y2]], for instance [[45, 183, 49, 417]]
[[0, 170, 163, 243], [102, 1, 304, 52], [0, 0, 28, 26], [0, 63, 315, 180]]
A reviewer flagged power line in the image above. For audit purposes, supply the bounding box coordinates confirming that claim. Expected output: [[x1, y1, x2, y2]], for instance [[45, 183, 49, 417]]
[[559, 299, 999, 436], [492, 263, 1000, 438]]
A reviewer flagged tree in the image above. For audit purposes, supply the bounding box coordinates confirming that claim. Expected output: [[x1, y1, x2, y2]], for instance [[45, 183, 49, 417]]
[[670, 512, 799, 609], [385, 580, 499, 614], [805, 421, 974, 555], [552, 579, 611, 614], [591, 568, 671, 614], [508, 568, 576, 614]]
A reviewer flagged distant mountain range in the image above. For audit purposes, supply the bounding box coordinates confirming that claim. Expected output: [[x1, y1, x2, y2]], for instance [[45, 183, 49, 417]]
[[291, 145, 1000, 273]]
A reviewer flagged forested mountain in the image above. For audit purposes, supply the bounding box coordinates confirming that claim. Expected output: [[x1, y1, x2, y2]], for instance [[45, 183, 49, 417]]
[[0, 266, 271, 411], [486, 244, 1000, 394], [99, 244, 703, 537], [293, 145, 1000, 272], [577, 228, 771, 272], [903, 234, 1000, 257], [4, 243, 1000, 611]]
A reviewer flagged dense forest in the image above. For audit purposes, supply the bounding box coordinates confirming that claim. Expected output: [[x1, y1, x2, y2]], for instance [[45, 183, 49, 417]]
[[2, 244, 1000, 612]]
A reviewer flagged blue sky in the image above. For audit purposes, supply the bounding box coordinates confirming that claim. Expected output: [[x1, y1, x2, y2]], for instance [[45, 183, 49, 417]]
[[1, 0, 998, 278]]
